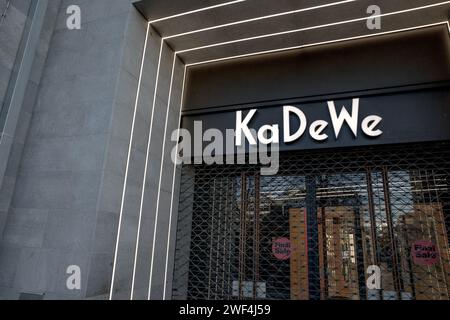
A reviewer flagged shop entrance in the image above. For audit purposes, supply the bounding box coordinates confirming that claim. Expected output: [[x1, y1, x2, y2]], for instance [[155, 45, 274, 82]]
[[172, 143, 450, 300]]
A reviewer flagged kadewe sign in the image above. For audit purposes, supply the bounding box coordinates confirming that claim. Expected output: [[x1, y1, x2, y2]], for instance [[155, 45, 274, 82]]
[[235, 99, 382, 147], [181, 88, 450, 153]]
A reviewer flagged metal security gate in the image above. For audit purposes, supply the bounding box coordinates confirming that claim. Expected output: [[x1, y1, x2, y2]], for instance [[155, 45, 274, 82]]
[[172, 142, 450, 300]]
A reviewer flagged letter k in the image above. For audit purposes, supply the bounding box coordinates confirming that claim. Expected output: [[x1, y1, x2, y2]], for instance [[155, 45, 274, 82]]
[[236, 110, 257, 146]]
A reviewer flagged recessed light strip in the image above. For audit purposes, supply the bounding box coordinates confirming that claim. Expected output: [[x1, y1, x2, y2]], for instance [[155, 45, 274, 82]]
[[185, 21, 450, 66], [165, 0, 357, 39], [149, 0, 246, 24], [147, 54, 178, 300], [110, 22, 152, 301], [177, 1, 450, 54], [129, 38, 166, 300]]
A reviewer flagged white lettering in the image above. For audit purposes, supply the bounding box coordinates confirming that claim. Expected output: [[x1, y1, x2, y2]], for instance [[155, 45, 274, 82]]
[[309, 120, 329, 141], [236, 110, 257, 146], [327, 99, 360, 139], [258, 125, 280, 145], [362, 115, 383, 137], [283, 106, 307, 143]]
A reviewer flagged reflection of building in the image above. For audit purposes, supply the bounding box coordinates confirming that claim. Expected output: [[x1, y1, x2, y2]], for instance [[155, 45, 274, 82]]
[[318, 207, 359, 300], [289, 208, 309, 300], [287, 178, 450, 300], [290, 206, 360, 300]]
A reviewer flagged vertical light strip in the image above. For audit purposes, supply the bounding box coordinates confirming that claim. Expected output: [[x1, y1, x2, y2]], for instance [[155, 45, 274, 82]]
[[147, 53, 178, 300], [162, 64, 187, 300], [110, 22, 151, 300], [148, 0, 246, 24], [130, 39, 165, 299]]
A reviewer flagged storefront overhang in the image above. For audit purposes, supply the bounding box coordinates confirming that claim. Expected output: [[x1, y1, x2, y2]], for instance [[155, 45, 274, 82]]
[[134, 0, 450, 65], [134, 0, 450, 153], [133, 0, 450, 109]]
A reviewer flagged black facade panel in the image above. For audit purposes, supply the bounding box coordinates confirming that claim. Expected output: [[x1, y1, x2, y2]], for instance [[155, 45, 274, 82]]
[[182, 87, 450, 153]]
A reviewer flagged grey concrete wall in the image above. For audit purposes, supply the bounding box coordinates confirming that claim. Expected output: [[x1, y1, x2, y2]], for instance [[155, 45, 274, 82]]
[[0, 0, 136, 299], [0, 0, 60, 234], [0, 0, 32, 235], [0, 0, 185, 300], [0, 0, 30, 111]]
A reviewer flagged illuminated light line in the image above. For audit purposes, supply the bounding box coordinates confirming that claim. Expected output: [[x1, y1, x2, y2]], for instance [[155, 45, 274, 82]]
[[147, 55, 179, 300], [177, 1, 450, 54], [130, 39, 165, 301], [129, 39, 165, 300], [165, 0, 357, 39], [162, 65, 187, 300], [110, 22, 151, 301], [185, 21, 450, 66], [149, 0, 246, 24]]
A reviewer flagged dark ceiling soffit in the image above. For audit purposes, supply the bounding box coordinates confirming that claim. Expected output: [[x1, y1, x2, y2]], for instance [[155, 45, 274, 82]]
[[182, 25, 450, 113], [132, 1, 178, 54], [133, 0, 227, 21], [133, 1, 149, 21]]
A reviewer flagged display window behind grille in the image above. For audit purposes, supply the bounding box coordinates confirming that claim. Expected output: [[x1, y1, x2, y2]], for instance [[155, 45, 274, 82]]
[[172, 142, 450, 300]]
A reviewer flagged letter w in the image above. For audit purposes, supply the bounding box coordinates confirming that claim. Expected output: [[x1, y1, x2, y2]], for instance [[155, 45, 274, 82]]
[[328, 98, 359, 139]]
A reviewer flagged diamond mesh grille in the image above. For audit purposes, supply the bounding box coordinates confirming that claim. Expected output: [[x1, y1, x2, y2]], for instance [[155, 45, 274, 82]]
[[172, 142, 450, 300]]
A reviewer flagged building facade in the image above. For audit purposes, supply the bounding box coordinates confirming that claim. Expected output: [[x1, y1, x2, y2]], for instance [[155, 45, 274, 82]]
[[0, 0, 449, 300]]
